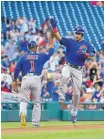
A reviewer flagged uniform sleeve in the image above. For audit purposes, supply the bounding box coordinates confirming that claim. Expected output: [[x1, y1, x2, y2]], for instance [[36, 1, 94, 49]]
[[60, 37, 71, 48], [40, 48, 54, 63], [14, 57, 23, 79]]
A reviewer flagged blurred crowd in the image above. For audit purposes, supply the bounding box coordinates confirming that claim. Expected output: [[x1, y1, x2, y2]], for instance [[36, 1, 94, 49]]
[[1, 17, 104, 110]]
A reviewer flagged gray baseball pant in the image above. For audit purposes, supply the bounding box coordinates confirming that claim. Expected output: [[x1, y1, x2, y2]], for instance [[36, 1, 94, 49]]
[[19, 75, 41, 125], [59, 63, 83, 114]]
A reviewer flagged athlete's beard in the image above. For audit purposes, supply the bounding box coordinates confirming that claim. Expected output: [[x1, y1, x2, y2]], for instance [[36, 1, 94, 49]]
[[75, 36, 83, 42], [77, 38, 82, 42], [74, 33, 83, 42]]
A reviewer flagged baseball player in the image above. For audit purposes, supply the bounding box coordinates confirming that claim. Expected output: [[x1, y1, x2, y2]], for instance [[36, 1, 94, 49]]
[[48, 17, 95, 123], [12, 38, 54, 127]]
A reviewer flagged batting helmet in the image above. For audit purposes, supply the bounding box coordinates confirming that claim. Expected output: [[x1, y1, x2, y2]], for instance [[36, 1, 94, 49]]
[[27, 41, 37, 50], [74, 26, 85, 35]]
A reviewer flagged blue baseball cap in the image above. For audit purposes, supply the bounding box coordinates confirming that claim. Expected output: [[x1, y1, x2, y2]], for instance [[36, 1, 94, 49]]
[[27, 41, 37, 50], [74, 26, 85, 35], [1, 61, 8, 69]]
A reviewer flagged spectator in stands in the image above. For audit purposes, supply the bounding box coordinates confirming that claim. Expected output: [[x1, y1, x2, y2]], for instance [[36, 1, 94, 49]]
[[84, 88, 93, 103], [9, 60, 16, 74], [6, 19, 13, 32], [100, 67, 104, 79], [28, 17, 37, 33], [48, 53, 59, 72], [92, 84, 102, 102], [53, 66, 61, 80], [52, 80, 60, 101], [41, 73, 54, 101], [84, 88, 98, 110], [1, 45, 5, 56], [19, 37, 29, 52], [1, 61, 12, 93], [5, 39, 19, 61], [88, 61, 100, 81], [84, 76, 93, 88], [20, 17, 29, 33], [57, 46, 65, 59], [1, 54, 10, 70], [100, 87, 104, 103], [3, 31, 10, 43]]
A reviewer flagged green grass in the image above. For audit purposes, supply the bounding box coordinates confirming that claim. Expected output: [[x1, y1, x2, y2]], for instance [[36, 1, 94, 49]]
[[2, 129, 104, 139], [1, 121, 104, 129], [2, 121, 104, 139]]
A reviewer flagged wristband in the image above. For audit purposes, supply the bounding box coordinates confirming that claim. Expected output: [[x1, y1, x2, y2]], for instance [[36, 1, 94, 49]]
[[84, 53, 89, 58], [53, 28, 58, 33]]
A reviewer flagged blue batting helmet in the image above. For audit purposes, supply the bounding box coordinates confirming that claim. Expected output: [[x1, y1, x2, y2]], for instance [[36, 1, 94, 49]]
[[27, 41, 37, 50], [74, 26, 85, 35]]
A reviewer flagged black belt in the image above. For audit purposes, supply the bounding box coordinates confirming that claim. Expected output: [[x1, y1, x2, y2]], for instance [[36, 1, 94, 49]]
[[24, 73, 40, 76], [66, 62, 82, 69]]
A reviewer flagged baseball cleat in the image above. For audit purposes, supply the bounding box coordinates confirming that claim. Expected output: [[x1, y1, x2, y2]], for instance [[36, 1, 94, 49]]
[[71, 109, 77, 124], [33, 124, 40, 128], [71, 115, 77, 123], [20, 114, 26, 127]]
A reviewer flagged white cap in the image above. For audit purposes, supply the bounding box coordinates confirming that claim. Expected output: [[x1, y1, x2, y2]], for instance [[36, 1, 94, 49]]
[[55, 80, 60, 83], [86, 88, 93, 93]]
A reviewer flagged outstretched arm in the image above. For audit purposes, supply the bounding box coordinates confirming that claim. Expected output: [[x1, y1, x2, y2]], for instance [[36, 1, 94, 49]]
[[49, 18, 62, 41], [42, 17, 62, 41], [42, 17, 70, 47], [47, 31, 54, 48], [52, 29, 62, 41], [49, 17, 70, 47]]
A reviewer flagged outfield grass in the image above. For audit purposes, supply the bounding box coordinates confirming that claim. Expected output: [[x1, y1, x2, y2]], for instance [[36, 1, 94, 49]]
[[2, 121, 104, 139]]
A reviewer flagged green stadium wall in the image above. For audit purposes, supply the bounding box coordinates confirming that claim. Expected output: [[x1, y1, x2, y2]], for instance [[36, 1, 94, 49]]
[[1, 102, 104, 122]]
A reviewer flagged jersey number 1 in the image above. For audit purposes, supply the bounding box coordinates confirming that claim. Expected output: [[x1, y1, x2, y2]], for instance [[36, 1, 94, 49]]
[[30, 60, 35, 72]]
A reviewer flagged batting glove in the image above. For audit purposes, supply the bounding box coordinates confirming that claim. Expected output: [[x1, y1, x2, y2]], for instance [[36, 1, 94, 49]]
[[49, 17, 58, 33], [49, 17, 57, 28]]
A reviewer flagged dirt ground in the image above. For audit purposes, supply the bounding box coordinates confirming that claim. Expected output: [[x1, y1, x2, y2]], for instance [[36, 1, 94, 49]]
[[2, 124, 104, 134]]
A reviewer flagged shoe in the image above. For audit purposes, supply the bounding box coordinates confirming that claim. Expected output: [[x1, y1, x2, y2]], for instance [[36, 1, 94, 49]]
[[33, 124, 40, 128], [71, 115, 77, 123], [71, 109, 77, 124], [20, 114, 26, 127]]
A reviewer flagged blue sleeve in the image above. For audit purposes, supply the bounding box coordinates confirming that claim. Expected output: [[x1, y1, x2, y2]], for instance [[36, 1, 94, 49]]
[[60, 37, 71, 48], [14, 56, 23, 79], [41, 48, 54, 63]]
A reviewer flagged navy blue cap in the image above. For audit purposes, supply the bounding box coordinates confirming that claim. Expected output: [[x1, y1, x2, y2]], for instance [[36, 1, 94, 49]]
[[1, 61, 8, 69]]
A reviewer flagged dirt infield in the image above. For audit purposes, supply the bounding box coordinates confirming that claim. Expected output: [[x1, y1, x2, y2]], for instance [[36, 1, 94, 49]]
[[2, 124, 104, 134]]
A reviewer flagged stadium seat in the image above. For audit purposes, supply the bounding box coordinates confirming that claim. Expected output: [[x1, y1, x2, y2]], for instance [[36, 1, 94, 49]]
[[1, 1, 104, 50]]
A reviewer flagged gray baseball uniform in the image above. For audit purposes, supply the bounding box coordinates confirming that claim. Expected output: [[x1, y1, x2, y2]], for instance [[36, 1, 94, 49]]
[[14, 44, 54, 126]]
